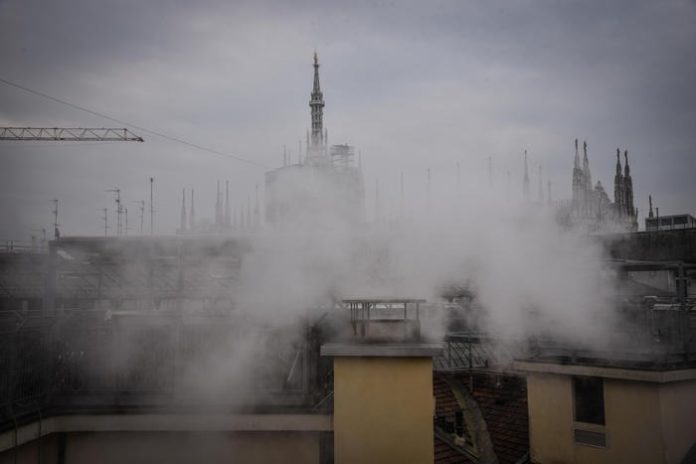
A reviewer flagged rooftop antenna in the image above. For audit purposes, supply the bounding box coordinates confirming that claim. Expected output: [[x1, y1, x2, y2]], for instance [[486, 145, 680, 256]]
[[51, 198, 60, 239], [124, 207, 129, 235], [106, 188, 122, 235], [189, 189, 195, 230], [225, 180, 231, 226], [101, 208, 108, 237], [149, 177, 154, 235], [135, 200, 145, 235], [180, 188, 187, 232], [648, 194, 654, 219]]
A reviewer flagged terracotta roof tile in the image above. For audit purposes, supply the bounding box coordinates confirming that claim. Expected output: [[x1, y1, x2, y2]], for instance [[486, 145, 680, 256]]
[[434, 371, 529, 464]]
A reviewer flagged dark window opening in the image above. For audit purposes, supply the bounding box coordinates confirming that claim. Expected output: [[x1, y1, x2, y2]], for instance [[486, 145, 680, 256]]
[[573, 376, 605, 425]]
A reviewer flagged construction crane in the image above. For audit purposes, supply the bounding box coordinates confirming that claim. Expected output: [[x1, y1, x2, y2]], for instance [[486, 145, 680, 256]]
[[1, 126, 143, 239], [0, 127, 144, 142]]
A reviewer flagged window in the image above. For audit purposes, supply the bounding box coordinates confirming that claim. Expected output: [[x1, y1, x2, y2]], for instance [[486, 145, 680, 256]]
[[573, 376, 605, 425]]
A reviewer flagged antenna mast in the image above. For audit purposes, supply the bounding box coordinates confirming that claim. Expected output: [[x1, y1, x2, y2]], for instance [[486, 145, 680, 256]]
[[107, 188, 122, 235], [137, 200, 145, 234], [101, 208, 108, 236], [149, 177, 154, 235], [51, 198, 59, 239]]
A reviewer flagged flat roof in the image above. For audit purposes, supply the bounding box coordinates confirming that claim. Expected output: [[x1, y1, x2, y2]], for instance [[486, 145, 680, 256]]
[[342, 298, 427, 304]]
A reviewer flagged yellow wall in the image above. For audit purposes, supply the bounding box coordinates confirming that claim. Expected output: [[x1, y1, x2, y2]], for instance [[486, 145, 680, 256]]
[[333, 357, 434, 464], [0, 432, 320, 464], [527, 373, 574, 463], [576, 379, 662, 464], [527, 372, 696, 464], [659, 380, 696, 464]]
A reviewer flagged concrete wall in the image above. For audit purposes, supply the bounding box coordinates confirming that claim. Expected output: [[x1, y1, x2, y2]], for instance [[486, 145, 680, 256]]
[[527, 372, 696, 464], [333, 357, 434, 464], [0, 431, 321, 464]]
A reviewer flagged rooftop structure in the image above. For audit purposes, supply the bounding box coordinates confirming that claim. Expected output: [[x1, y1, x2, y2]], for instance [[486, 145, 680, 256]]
[[646, 213, 696, 232], [264, 53, 364, 229]]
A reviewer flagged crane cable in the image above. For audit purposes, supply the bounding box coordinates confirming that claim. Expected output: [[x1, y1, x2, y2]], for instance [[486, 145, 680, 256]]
[[0, 76, 267, 168]]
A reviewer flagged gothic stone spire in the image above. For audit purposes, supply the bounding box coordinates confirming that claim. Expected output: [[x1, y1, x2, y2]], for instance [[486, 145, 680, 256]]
[[614, 148, 625, 217], [572, 139, 584, 213], [623, 150, 634, 218], [309, 52, 325, 155]]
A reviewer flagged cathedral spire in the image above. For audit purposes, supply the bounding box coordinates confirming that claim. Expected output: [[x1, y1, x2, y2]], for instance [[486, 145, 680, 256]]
[[574, 138, 580, 169], [313, 51, 321, 94], [582, 142, 592, 186], [582, 141, 592, 214], [624, 149, 631, 177], [582, 141, 589, 168], [623, 150, 634, 218], [614, 148, 625, 217], [309, 51, 325, 158], [571, 139, 584, 214], [615, 148, 622, 176]]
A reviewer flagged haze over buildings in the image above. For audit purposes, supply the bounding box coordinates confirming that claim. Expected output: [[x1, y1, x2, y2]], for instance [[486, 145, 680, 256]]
[[1, 2, 696, 464], [1, 0, 696, 239]]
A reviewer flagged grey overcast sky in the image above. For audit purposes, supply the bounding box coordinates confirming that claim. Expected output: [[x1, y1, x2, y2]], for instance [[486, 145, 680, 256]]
[[1, 0, 695, 238]]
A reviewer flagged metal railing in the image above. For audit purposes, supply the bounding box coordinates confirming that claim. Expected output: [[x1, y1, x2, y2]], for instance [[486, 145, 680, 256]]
[[0, 313, 330, 432], [436, 304, 696, 371], [1, 241, 47, 254]]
